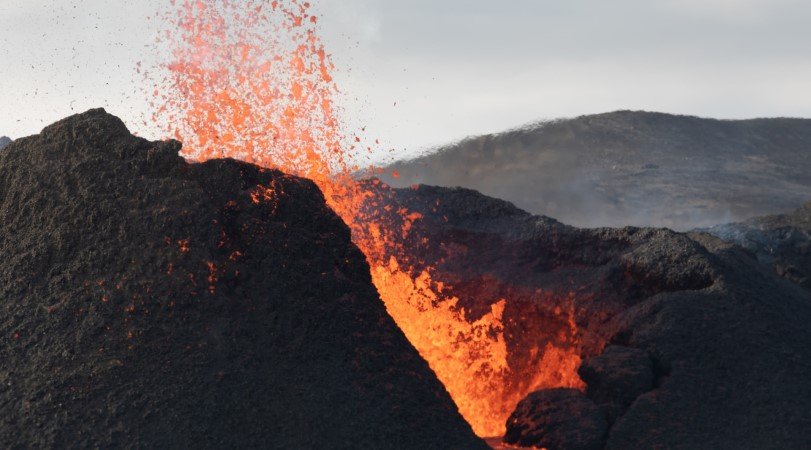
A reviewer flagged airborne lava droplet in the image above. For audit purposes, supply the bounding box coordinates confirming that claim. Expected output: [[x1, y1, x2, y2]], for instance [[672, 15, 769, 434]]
[[149, 0, 583, 437]]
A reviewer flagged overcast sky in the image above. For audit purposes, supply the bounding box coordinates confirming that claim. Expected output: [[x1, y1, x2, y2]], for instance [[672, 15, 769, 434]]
[[1, 0, 810, 159]]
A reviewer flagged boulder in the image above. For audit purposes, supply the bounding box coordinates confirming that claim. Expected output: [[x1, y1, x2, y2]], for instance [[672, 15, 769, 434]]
[[578, 345, 655, 424], [504, 388, 608, 450]]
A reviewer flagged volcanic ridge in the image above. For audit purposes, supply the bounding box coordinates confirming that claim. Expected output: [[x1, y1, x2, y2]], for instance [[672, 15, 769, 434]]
[[704, 202, 811, 291], [0, 109, 485, 449], [374, 182, 811, 449]]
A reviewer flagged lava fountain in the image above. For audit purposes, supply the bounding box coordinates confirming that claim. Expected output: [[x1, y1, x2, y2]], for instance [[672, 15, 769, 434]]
[[148, 0, 583, 437]]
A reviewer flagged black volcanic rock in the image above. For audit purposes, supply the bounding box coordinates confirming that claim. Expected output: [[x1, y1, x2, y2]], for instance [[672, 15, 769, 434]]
[[0, 136, 10, 150], [578, 346, 655, 424], [0, 110, 485, 449], [702, 201, 811, 290], [504, 388, 607, 450], [382, 111, 811, 229], [370, 182, 811, 449]]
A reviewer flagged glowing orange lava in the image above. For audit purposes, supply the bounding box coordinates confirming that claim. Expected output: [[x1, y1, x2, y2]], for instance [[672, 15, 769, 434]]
[[150, 0, 583, 437]]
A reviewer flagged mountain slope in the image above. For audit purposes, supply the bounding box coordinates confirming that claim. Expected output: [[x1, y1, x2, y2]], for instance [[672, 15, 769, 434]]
[[382, 111, 811, 230], [0, 110, 486, 449]]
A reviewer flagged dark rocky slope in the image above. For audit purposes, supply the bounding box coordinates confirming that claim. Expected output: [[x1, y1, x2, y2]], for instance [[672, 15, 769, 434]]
[[704, 202, 811, 290], [0, 110, 486, 449], [377, 183, 811, 449], [382, 111, 811, 230]]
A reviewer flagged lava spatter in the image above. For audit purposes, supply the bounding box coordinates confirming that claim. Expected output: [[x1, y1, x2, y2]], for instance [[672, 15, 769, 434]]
[[149, 0, 583, 436]]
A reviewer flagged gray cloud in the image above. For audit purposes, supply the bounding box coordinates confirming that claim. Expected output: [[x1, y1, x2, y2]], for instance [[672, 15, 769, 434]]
[[1, 0, 810, 161]]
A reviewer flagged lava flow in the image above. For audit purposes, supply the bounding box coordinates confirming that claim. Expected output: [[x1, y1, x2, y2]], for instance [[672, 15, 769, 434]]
[[149, 0, 584, 437]]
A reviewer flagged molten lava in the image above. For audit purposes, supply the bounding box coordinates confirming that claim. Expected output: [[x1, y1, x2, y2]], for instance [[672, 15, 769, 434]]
[[150, 0, 584, 437]]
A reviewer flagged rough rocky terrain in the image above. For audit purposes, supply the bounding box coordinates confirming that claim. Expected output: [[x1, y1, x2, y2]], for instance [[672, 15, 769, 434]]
[[577, 346, 655, 426], [0, 110, 486, 449], [4, 108, 810, 449], [505, 388, 607, 450], [0, 136, 11, 150], [703, 202, 811, 290], [382, 111, 811, 230], [377, 183, 811, 449]]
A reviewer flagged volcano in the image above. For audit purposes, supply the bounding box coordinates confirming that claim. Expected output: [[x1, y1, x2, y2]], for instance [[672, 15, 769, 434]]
[[369, 182, 811, 448], [0, 110, 486, 449], [3, 110, 811, 449]]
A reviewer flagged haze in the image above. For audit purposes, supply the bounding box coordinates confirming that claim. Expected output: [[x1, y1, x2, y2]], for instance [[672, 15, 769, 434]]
[[1, 0, 810, 161]]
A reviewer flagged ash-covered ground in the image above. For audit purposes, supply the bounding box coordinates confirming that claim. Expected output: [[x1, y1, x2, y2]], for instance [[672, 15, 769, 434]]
[[0, 110, 485, 449]]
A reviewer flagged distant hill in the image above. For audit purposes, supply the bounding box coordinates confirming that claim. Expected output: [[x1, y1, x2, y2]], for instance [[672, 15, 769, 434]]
[[381, 111, 811, 230], [0, 137, 11, 150]]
